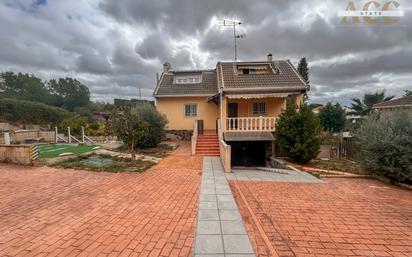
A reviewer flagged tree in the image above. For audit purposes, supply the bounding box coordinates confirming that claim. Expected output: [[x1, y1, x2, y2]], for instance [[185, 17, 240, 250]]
[[0, 72, 53, 105], [47, 78, 90, 111], [358, 111, 412, 184], [405, 90, 412, 96], [109, 108, 148, 160], [133, 104, 167, 148], [297, 57, 309, 101], [297, 57, 309, 83], [349, 91, 394, 116], [318, 102, 346, 133], [274, 102, 321, 163]]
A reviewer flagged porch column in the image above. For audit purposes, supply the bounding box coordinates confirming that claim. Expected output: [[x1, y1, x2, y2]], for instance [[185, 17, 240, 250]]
[[221, 96, 227, 132]]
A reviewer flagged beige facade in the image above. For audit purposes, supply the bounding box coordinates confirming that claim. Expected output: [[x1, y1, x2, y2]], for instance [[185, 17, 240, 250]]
[[156, 97, 219, 130], [156, 93, 305, 132], [226, 97, 286, 117]]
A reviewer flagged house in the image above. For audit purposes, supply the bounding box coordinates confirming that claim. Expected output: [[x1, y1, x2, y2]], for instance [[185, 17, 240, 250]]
[[153, 54, 309, 172], [373, 95, 412, 111]]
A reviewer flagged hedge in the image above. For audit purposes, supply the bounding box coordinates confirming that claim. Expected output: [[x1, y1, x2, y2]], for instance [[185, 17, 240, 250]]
[[0, 98, 73, 125]]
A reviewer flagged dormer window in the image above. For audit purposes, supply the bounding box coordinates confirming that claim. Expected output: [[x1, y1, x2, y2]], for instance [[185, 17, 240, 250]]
[[241, 68, 256, 75], [175, 75, 201, 84], [237, 65, 271, 75]]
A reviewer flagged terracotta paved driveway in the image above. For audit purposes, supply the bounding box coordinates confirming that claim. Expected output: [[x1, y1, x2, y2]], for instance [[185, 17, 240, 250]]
[[230, 178, 412, 257], [0, 143, 202, 257]]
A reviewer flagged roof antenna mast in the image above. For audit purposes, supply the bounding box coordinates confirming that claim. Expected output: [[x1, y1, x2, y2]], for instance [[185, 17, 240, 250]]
[[219, 19, 245, 62]]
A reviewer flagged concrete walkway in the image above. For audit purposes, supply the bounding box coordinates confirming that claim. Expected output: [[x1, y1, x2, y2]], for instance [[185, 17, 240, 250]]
[[194, 157, 256, 257], [226, 167, 321, 183]]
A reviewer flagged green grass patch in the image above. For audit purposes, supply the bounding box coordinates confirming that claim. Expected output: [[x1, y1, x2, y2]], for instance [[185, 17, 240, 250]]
[[37, 144, 97, 159], [54, 154, 155, 173]]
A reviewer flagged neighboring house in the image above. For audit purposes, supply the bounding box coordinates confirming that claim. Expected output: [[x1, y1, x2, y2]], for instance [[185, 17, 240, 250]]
[[311, 105, 324, 115], [372, 95, 412, 111], [153, 54, 309, 171]]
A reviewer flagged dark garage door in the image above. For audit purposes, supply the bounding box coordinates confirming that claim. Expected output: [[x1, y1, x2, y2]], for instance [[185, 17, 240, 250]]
[[230, 141, 266, 167]]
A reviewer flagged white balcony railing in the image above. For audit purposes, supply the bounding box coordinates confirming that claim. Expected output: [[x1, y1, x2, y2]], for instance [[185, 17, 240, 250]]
[[226, 117, 276, 132]]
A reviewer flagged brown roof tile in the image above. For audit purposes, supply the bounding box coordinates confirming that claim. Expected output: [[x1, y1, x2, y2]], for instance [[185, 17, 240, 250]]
[[373, 95, 412, 109], [154, 69, 218, 96], [218, 60, 308, 91]]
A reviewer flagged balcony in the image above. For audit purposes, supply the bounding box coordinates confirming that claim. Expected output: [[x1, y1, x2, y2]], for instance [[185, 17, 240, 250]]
[[226, 116, 277, 132]]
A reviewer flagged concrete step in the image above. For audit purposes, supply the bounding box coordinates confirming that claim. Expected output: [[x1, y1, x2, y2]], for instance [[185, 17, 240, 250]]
[[196, 150, 219, 154], [196, 142, 219, 146]]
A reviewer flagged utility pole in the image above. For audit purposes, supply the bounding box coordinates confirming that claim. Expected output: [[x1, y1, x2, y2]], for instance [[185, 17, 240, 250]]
[[219, 19, 245, 62], [138, 87, 142, 99]]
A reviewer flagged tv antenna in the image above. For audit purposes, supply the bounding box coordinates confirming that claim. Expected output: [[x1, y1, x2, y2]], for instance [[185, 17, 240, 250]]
[[218, 19, 245, 61]]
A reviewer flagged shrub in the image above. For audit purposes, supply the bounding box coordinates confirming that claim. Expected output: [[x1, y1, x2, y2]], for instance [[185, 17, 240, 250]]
[[85, 121, 107, 136], [132, 104, 167, 148], [274, 102, 321, 163], [0, 98, 72, 125], [108, 108, 148, 159], [358, 111, 412, 184], [58, 115, 87, 136]]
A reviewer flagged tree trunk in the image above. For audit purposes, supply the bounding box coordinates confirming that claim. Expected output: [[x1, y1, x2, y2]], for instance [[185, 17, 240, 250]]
[[131, 137, 136, 160]]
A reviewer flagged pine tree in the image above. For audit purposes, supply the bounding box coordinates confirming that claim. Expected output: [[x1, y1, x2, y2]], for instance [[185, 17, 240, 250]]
[[274, 101, 321, 163], [318, 102, 346, 133], [297, 57, 309, 83]]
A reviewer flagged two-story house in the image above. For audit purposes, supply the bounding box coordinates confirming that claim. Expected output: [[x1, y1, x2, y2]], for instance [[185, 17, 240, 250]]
[[153, 54, 309, 172]]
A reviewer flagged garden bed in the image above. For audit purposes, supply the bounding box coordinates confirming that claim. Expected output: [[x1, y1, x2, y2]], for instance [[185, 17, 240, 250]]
[[54, 154, 155, 173], [111, 143, 177, 158], [306, 158, 366, 175]]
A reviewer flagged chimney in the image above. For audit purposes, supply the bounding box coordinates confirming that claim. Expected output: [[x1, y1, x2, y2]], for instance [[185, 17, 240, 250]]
[[267, 53, 273, 62], [163, 62, 171, 73]]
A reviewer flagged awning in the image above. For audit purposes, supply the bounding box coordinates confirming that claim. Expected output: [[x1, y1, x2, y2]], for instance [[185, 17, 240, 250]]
[[224, 131, 275, 141], [226, 92, 291, 99], [207, 93, 220, 105]]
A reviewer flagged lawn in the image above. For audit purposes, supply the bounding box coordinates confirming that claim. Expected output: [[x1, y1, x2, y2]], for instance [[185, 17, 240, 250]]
[[37, 144, 97, 159]]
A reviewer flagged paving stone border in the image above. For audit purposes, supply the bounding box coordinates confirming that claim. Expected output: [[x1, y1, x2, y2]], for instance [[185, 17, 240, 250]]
[[194, 157, 256, 257]]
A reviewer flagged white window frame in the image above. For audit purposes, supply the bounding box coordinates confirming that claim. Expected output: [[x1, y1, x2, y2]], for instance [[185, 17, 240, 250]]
[[176, 76, 201, 84], [184, 103, 198, 117], [252, 101, 267, 115]]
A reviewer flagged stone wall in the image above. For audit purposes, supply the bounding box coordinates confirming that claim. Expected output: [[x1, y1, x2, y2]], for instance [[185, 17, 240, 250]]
[[0, 145, 33, 165], [0, 130, 55, 144], [88, 136, 118, 143], [165, 130, 193, 141]]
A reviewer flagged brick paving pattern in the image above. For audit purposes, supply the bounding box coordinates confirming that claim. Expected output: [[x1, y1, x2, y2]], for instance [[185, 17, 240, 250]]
[[230, 178, 412, 257], [0, 142, 202, 257]]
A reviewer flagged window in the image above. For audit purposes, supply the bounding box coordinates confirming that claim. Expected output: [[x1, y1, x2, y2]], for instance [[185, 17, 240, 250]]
[[176, 76, 201, 84], [184, 104, 197, 117], [253, 102, 266, 115], [241, 68, 256, 75]]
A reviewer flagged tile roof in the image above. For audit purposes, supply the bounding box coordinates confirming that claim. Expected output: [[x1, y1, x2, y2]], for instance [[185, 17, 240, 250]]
[[373, 95, 412, 109], [153, 70, 218, 97], [218, 60, 308, 91], [153, 59, 309, 97]]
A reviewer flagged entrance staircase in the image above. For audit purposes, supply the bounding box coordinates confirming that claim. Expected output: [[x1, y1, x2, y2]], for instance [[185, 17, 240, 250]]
[[196, 133, 220, 156]]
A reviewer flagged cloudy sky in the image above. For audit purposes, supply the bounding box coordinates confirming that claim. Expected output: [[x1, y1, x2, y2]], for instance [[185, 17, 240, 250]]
[[0, 0, 411, 105]]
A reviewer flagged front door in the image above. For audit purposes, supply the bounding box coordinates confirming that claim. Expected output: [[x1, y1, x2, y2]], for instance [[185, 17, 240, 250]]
[[227, 103, 238, 117], [227, 103, 238, 129]]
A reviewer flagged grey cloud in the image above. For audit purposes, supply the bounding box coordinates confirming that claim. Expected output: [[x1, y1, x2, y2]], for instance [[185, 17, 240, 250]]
[[0, 0, 411, 103]]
